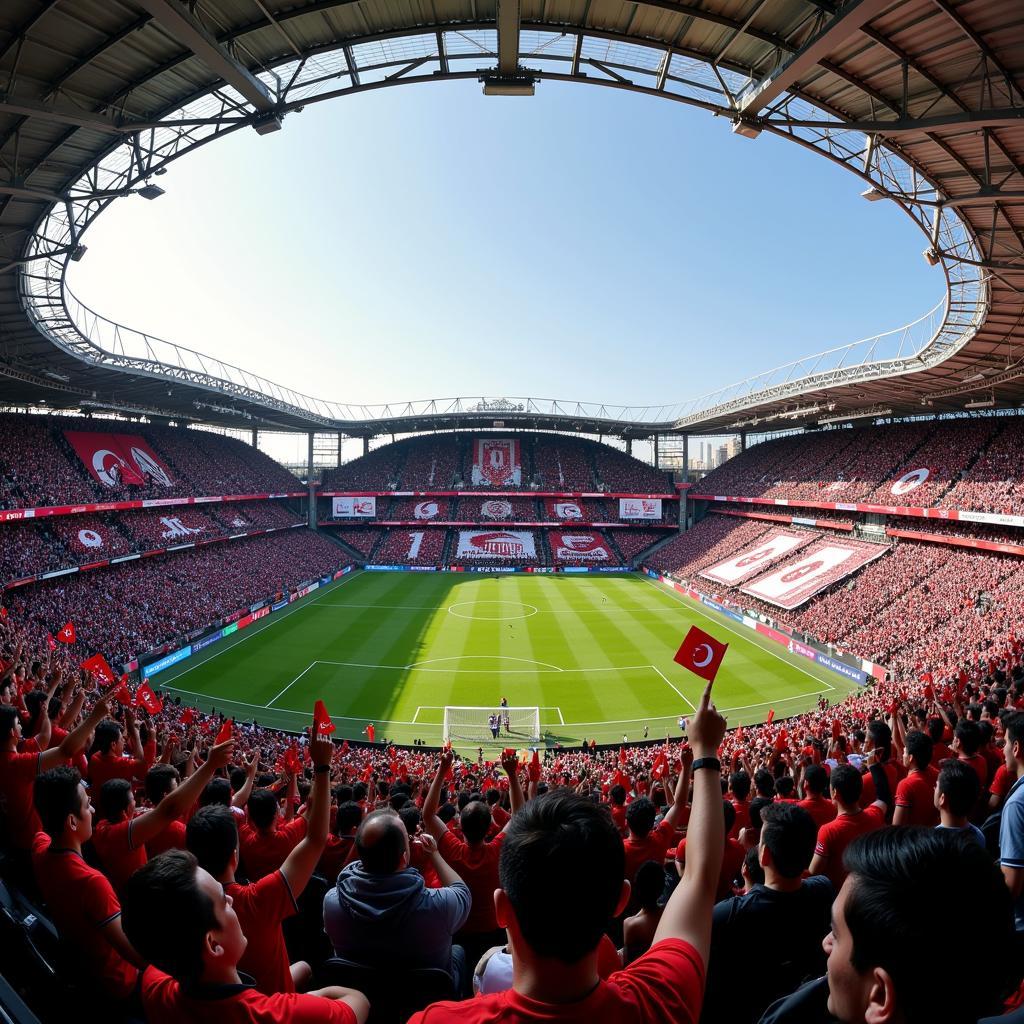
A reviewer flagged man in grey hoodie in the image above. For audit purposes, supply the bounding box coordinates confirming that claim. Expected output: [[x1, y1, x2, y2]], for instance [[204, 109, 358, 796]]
[[323, 807, 472, 990]]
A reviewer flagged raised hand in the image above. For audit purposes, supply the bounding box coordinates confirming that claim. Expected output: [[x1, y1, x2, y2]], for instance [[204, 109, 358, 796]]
[[689, 680, 727, 758], [310, 731, 334, 768]]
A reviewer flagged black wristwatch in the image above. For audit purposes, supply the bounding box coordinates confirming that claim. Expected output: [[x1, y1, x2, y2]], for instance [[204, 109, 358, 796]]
[[314, 764, 331, 774], [691, 757, 721, 773]]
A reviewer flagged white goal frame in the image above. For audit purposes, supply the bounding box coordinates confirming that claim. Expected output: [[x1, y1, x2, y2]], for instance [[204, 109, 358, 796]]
[[442, 705, 541, 745]]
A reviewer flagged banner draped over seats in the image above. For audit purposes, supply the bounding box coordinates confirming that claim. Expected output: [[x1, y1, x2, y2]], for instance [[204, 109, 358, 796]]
[[456, 530, 535, 559], [471, 439, 521, 486], [64, 431, 173, 488], [700, 530, 812, 586], [550, 531, 614, 563]]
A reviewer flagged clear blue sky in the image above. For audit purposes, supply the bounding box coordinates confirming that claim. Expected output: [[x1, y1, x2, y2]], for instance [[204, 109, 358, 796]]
[[69, 79, 941, 416]]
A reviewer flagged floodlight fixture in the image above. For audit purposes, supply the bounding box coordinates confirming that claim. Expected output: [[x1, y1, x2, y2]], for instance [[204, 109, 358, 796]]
[[922, 248, 941, 266], [137, 183, 166, 200], [860, 186, 886, 202], [70, 244, 87, 262]]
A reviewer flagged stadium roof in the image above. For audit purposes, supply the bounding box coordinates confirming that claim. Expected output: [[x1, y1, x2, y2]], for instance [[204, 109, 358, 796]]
[[0, 0, 1021, 438]]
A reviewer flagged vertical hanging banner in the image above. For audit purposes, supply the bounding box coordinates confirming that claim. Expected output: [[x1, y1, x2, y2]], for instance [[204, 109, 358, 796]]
[[64, 431, 173, 488], [471, 439, 521, 486]]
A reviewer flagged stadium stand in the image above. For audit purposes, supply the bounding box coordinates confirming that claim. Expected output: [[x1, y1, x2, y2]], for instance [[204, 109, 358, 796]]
[[532, 437, 594, 490], [609, 529, 666, 563], [452, 497, 539, 521], [333, 529, 383, 557], [370, 528, 446, 565], [384, 498, 455, 521]]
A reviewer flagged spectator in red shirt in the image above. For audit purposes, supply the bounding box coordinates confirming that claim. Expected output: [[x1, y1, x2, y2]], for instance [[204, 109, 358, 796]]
[[1, 694, 109, 851], [953, 718, 990, 790], [622, 860, 665, 966], [858, 721, 903, 812], [421, 750, 523, 942], [892, 731, 939, 827], [186, 728, 334, 994], [622, 761, 691, 885], [675, 801, 744, 902], [88, 708, 154, 792], [319, 799, 363, 881], [798, 764, 837, 830], [239, 779, 308, 880], [92, 741, 232, 894], [808, 763, 888, 891], [407, 679, 727, 1024], [819, 829, 1014, 1024], [144, 763, 186, 858], [608, 783, 628, 835], [727, 770, 752, 839], [31, 765, 142, 1002], [121, 849, 369, 1024]]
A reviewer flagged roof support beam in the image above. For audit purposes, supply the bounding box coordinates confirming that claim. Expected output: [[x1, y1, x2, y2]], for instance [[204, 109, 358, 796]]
[[496, 0, 523, 75], [133, 0, 278, 115], [738, 0, 894, 115]]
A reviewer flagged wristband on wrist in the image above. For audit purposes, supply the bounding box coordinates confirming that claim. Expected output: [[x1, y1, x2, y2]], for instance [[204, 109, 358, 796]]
[[691, 756, 721, 773], [314, 763, 331, 774]]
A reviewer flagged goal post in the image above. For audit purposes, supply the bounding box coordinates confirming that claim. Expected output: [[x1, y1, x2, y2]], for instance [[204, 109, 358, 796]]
[[442, 706, 541, 746]]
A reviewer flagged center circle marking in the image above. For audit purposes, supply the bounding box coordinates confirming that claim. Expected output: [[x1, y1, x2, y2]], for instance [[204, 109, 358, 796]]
[[448, 601, 538, 621]]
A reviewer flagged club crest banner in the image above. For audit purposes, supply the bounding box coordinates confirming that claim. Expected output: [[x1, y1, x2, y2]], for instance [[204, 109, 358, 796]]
[[333, 497, 376, 518], [550, 531, 613, 562], [64, 431, 174, 488], [471, 439, 521, 487], [619, 498, 662, 519], [456, 530, 536, 559], [546, 500, 584, 520]]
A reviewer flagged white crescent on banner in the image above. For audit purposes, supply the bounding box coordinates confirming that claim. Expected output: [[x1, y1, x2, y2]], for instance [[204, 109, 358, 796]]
[[891, 467, 930, 496], [692, 644, 714, 668]]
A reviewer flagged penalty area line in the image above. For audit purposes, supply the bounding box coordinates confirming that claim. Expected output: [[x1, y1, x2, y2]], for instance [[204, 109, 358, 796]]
[[651, 665, 697, 713]]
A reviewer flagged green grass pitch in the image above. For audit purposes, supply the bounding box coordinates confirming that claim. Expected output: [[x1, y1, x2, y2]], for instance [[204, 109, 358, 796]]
[[156, 571, 859, 748]]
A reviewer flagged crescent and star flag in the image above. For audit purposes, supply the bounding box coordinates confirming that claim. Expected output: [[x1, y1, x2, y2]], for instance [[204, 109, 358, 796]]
[[651, 751, 669, 780], [57, 621, 76, 644], [135, 681, 163, 714], [673, 626, 728, 682], [215, 718, 233, 744], [313, 700, 336, 736], [80, 653, 116, 686], [109, 674, 133, 706]]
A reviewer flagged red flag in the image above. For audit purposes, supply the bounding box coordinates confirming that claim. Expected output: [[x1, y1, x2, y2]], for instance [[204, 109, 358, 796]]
[[0, 607, 7, 620], [766, 709, 776, 726], [180, 707, 195, 726], [109, 674, 132, 706], [618, 746, 627, 765], [284, 743, 303, 775], [831, 719, 842, 740], [56, 621, 76, 644], [919, 671, 933, 685], [528, 749, 541, 782], [773, 733, 787, 753], [135, 681, 163, 714], [80, 653, 116, 686], [923, 683, 935, 701], [47, 633, 57, 651], [340, 739, 350, 756], [215, 718, 233, 744], [361, 762, 373, 783], [313, 700, 336, 736], [735, 725, 744, 741], [940, 684, 954, 703], [651, 751, 669, 780], [674, 626, 728, 682]]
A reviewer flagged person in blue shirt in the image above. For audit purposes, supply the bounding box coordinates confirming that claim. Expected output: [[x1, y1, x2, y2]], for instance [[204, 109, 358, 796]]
[[934, 759, 986, 847], [1000, 711, 1024, 932]]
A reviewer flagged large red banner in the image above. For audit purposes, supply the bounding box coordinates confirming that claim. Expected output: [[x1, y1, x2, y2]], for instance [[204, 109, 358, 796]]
[[64, 431, 174, 489], [549, 531, 614, 563], [701, 530, 812, 585], [545, 499, 585, 520], [471, 439, 521, 486]]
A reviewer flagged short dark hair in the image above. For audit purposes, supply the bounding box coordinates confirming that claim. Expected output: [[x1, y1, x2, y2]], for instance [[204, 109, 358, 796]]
[[843, 828, 1014, 1023], [609, 784, 627, 806], [743, 844, 765, 886], [500, 792, 624, 963], [753, 768, 775, 798], [866, 720, 892, 759], [200, 777, 232, 808], [247, 788, 279, 829], [775, 776, 795, 798], [460, 801, 492, 844], [954, 718, 981, 755], [145, 763, 180, 804], [34, 766, 83, 838], [729, 771, 751, 800], [830, 764, 863, 805], [92, 719, 122, 754], [633, 860, 664, 912], [722, 799, 736, 834], [747, 796, 772, 833], [625, 796, 656, 837], [1006, 712, 1024, 755], [0, 705, 18, 742], [937, 760, 980, 818], [121, 850, 219, 984], [356, 809, 407, 874], [904, 730, 933, 770], [803, 764, 828, 796], [926, 716, 945, 742], [759, 803, 817, 879], [335, 800, 363, 835], [98, 778, 133, 821], [186, 805, 239, 877]]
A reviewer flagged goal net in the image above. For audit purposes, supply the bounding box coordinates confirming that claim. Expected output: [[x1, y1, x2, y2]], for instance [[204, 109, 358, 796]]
[[443, 706, 541, 746]]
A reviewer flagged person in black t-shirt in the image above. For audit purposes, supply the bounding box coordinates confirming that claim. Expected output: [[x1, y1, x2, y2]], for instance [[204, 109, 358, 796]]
[[701, 803, 833, 1024]]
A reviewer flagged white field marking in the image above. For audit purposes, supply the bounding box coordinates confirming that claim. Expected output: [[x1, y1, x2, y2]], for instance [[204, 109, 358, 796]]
[[412, 706, 423, 723], [407, 655, 562, 672], [651, 665, 698, 713], [318, 602, 683, 614], [639, 576, 837, 694], [159, 570, 365, 684], [310, 657, 656, 675], [265, 662, 318, 708], [554, 706, 565, 725], [447, 601, 538, 621]]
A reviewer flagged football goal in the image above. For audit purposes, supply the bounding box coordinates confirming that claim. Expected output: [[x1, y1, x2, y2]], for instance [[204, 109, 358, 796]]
[[442, 706, 542, 746]]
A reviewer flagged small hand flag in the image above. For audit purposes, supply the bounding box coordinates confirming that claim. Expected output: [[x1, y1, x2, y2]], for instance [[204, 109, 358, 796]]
[[674, 626, 728, 682], [313, 699, 336, 736], [215, 718, 233, 744], [57, 621, 76, 644], [135, 681, 163, 714], [80, 653, 116, 686]]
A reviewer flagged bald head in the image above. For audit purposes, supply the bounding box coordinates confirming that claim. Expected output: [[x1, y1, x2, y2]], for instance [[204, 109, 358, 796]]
[[355, 809, 409, 874]]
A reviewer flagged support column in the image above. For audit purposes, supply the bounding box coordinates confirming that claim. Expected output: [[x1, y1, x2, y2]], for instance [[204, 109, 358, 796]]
[[740, 431, 747, 452], [363, 436, 370, 457], [682, 434, 689, 482], [251, 428, 258, 448], [625, 438, 632, 456], [653, 434, 660, 469], [307, 432, 317, 529], [337, 432, 343, 468]]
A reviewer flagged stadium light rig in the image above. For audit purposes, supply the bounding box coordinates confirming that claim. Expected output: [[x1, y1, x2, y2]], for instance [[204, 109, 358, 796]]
[[860, 186, 887, 202], [922, 248, 941, 266], [819, 406, 893, 425], [136, 183, 166, 200]]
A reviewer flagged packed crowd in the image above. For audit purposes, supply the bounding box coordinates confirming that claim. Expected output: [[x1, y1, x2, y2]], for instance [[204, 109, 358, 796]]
[[2, 531, 350, 666], [370, 529, 447, 566], [594, 446, 674, 494], [697, 416, 1024, 515], [0, 414, 299, 510], [1, 593, 1022, 1024], [532, 439, 595, 490]]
